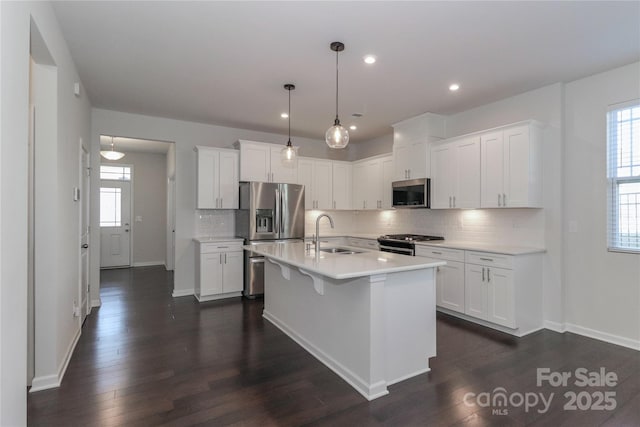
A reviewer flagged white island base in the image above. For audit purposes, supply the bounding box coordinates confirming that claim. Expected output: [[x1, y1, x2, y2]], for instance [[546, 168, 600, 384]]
[[263, 259, 437, 401]]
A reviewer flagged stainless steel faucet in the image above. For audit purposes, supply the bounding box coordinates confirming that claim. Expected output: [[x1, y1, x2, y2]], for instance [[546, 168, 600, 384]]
[[315, 214, 334, 253]]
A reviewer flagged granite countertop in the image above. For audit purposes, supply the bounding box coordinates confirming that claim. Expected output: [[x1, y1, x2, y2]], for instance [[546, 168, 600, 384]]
[[244, 241, 444, 280]]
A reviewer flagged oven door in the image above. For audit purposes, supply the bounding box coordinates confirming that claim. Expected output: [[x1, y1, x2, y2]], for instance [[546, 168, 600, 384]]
[[379, 244, 415, 256]]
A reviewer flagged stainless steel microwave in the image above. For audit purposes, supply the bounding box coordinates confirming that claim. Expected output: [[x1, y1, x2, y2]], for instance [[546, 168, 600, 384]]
[[392, 178, 430, 208]]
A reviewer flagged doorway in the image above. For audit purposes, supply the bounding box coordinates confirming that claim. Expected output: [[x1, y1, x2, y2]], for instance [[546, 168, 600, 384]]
[[99, 168, 132, 268]]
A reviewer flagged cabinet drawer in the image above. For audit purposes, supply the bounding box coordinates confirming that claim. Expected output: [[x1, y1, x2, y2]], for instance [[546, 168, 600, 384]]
[[415, 246, 464, 262], [199, 241, 243, 254], [465, 251, 513, 269]]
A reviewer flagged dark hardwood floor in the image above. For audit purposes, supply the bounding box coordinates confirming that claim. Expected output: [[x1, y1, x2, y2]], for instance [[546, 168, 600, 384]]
[[28, 266, 639, 426]]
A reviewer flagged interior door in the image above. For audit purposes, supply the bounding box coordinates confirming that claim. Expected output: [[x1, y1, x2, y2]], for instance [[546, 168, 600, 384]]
[[100, 180, 131, 268], [81, 147, 91, 316]]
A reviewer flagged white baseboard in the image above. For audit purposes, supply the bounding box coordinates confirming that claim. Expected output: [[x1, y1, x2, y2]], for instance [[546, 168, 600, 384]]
[[30, 327, 81, 393], [164, 263, 174, 271], [543, 320, 567, 333], [91, 298, 101, 308], [564, 323, 640, 351], [172, 288, 194, 298], [436, 307, 543, 337], [132, 261, 164, 267], [263, 310, 389, 401]]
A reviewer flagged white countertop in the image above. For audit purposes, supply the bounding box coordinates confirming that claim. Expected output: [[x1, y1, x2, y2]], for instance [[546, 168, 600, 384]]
[[193, 236, 245, 243], [244, 242, 444, 280], [414, 240, 545, 255], [303, 233, 380, 240]]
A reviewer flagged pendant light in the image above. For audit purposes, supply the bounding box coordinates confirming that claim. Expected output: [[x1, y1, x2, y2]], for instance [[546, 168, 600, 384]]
[[325, 41, 349, 149], [281, 83, 297, 164], [100, 136, 125, 160]]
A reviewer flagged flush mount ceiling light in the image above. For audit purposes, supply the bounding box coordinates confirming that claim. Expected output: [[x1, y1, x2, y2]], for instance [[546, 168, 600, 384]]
[[364, 55, 376, 64], [449, 83, 460, 91], [100, 136, 125, 160], [325, 41, 349, 149], [281, 83, 297, 164]]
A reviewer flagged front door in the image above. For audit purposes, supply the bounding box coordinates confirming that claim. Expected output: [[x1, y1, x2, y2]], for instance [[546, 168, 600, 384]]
[[100, 180, 131, 268]]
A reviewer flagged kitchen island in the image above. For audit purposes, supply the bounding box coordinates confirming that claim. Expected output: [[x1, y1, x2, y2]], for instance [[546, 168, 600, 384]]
[[244, 241, 445, 400]]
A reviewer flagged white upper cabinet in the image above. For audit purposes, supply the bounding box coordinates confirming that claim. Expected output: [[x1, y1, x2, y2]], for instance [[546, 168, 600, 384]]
[[480, 123, 542, 208], [332, 162, 352, 210], [297, 158, 352, 210], [392, 113, 445, 181], [237, 140, 298, 184], [430, 142, 456, 209], [454, 136, 481, 208], [195, 146, 239, 209], [352, 154, 393, 210]]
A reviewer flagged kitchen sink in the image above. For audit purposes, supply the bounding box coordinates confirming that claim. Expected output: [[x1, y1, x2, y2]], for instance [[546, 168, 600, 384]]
[[319, 247, 363, 255]]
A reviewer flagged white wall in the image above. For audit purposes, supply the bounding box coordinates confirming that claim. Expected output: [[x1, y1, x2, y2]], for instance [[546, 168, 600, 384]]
[[1, 1, 91, 423], [90, 108, 346, 299], [563, 62, 640, 347], [103, 151, 167, 266]]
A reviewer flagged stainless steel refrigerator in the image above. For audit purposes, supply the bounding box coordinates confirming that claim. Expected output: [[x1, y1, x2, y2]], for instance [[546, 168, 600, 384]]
[[236, 182, 305, 297]]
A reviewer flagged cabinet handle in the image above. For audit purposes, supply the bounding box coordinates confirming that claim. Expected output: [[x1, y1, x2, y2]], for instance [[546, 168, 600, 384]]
[[487, 268, 491, 282], [498, 194, 502, 207], [449, 196, 452, 208], [453, 196, 456, 208], [224, 253, 227, 264], [432, 251, 442, 255], [482, 267, 485, 281], [219, 253, 223, 264], [407, 169, 410, 179], [503, 193, 507, 206], [333, 200, 336, 209], [479, 257, 493, 262], [436, 266, 440, 272]]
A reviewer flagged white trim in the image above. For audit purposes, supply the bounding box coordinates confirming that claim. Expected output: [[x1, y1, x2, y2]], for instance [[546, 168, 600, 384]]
[[132, 261, 164, 267], [172, 288, 194, 298], [91, 298, 102, 308], [30, 327, 81, 393], [564, 323, 640, 351], [194, 292, 241, 302], [436, 307, 544, 337], [386, 367, 431, 386], [263, 310, 389, 401], [543, 320, 567, 333]]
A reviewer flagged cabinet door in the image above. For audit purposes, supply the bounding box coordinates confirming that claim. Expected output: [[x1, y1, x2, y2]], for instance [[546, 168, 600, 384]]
[[430, 143, 455, 209], [464, 264, 488, 320], [352, 163, 366, 209], [201, 253, 223, 295], [222, 251, 244, 293], [487, 266, 515, 328], [455, 137, 480, 208], [366, 159, 383, 209], [297, 158, 314, 209], [409, 140, 428, 179], [439, 261, 465, 313], [240, 144, 270, 182], [480, 131, 504, 208], [218, 150, 239, 209], [196, 149, 219, 209], [332, 162, 352, 210], [381, 156, 394, 209], [270, 147, 298, 184], [503, 125, 530, 207], [313, 160, 333, 209], [393, 144, 412, 180]]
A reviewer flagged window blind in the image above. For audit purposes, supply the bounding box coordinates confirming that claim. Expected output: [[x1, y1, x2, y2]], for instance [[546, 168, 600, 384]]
[[607, 100, 640, 252]]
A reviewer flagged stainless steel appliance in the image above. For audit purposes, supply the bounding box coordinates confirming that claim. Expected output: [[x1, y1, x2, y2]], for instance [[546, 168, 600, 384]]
[[236, 182, 305, 297], [377, 234, 444, 256], [392, 178, 431, 208]]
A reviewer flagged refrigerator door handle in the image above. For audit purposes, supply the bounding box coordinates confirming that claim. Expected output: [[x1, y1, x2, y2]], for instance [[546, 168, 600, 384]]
[[274, 188, 280, 235], [280, 188, 285, 235]]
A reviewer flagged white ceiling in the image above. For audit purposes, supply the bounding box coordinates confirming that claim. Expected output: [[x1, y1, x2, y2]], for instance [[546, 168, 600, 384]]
[[54, 1, 640, 143], [100, 135, 171, 154]]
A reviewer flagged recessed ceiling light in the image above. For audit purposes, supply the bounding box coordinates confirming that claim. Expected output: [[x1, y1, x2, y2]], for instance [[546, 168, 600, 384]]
[[350, 125, 357, 130], [281, 113, 289, 118], [364, 55, 376, 65], [449, 83, 460, 91]]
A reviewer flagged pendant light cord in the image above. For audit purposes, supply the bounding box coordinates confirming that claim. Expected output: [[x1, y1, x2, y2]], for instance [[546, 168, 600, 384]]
[[288, 87, 291, 143], [335, 49, 340, 124]]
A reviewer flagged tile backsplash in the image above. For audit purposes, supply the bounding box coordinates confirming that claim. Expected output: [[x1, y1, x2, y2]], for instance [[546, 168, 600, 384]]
[[195, 210, 236, 237]]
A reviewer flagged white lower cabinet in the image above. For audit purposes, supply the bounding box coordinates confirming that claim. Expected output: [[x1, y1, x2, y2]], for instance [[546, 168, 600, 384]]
[[195, 240, 243, 302], [417, 245, 542, 335], [347, 237, 379, 250]]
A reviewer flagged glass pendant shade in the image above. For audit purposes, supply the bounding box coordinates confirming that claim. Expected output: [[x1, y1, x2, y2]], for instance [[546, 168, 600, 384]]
[[325, 121, 349, 149], [281, 140, 295, 164], [100, 137, 125, 160]]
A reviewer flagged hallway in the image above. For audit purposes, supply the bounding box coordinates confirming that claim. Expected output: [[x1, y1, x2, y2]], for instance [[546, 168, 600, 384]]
[[27, 266, 640, 426]]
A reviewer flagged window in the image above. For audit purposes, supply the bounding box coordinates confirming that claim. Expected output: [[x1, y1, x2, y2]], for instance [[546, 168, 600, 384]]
[[100, 165, 131, 181], [100, 187, 122, 227], [607, 101, 640, 252]]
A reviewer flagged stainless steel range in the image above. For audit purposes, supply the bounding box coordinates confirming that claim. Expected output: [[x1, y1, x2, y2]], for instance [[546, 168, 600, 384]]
[[377, 234, 444, 256]]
